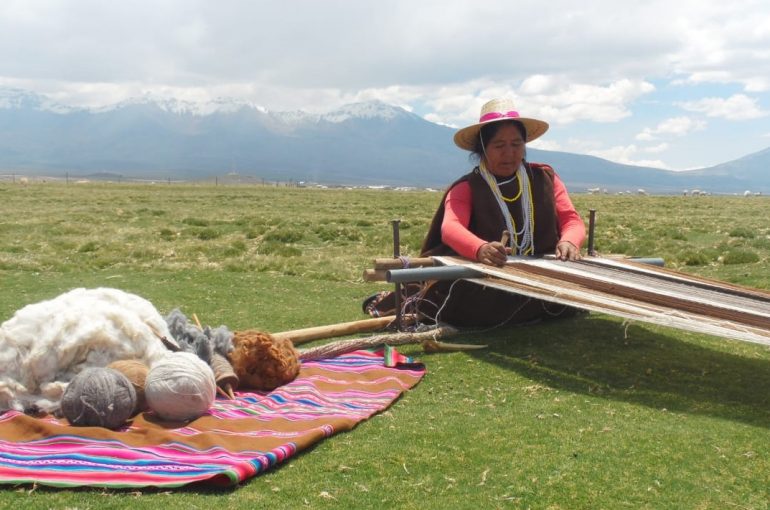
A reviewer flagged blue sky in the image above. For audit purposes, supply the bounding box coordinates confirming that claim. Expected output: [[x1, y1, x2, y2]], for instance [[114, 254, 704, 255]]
[[1, 0, 768, 171]]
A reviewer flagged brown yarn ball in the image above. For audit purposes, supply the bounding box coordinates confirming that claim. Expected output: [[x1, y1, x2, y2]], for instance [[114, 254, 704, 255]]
[[107, 359, 150, 413], [229, 330, 300, 391]]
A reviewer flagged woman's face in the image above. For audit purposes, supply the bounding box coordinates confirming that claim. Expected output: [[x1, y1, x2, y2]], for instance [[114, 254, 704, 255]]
[[483, 123, 526, 177]]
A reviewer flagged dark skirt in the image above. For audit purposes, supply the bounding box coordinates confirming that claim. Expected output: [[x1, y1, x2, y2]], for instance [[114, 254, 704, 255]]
[[364, 279, 580, 328]]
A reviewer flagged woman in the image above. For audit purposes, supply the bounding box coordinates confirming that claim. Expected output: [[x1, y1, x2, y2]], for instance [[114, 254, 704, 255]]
[[423, 97, 584, 264], [366, 98, 585, 327]]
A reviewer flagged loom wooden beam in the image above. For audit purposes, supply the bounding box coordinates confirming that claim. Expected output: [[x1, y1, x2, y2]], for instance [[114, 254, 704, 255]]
[[364, 257, 437, 281], [363, 268, 389, 282], [386, 265, 482, 283], [271, 315, 414, 345], [373, 257, 435, 269]]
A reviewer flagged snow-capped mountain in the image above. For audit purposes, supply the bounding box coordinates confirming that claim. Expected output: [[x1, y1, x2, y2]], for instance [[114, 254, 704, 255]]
[[0, 88, 81, 114], [93, 95, 269, 117], [317, 101, 409, 123], [0, 87, 768, 192], [0, 88, 457, 186]]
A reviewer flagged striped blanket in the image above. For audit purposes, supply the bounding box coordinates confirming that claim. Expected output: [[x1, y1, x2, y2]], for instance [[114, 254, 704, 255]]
[[0, 350, 424, 488]]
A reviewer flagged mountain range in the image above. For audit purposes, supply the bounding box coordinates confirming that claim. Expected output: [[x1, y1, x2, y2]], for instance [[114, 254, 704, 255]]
[[1, 88, 768, 194]]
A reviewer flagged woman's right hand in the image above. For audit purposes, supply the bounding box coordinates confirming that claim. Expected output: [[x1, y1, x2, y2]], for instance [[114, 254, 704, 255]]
[[476, 242, 509, 267]]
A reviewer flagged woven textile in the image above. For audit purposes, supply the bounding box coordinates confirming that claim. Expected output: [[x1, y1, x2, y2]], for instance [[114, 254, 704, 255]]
[[0, 350, 424, 488], [434, 255, 770, 346]]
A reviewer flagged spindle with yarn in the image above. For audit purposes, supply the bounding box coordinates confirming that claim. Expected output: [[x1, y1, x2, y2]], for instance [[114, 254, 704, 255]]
[[211, 352, 239, 398], [107, 359, 150, 414], [144, 352, 216, 422], [60, 367, 137, 430]]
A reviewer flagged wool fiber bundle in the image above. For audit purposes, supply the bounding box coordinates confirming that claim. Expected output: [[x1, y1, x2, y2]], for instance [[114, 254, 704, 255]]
[[0, 288, 174, 413], [144, 351, 216, 422], [60, 367, 137, 429], [230, 330, 300, 391], [164, 309, 234, 364]]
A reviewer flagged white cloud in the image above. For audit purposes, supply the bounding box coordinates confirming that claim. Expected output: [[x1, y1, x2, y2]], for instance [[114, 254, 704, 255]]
[[0, 0, 765, 120], [528, 139, 562, 151], [588, 144, 669, 169], [677, 94, 768, 120], [0, 0, 768, 170], [563, 138, 605, 152], [666, 1, 770, 92], [420, 77, 655, 130], [519, 75, 558, 95], [636, 116, 707, 141], [643, 143, 669, 154], [531, 79, 656, 125]]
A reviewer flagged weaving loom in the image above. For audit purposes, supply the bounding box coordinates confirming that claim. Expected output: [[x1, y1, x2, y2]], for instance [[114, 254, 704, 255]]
[[430, 255, 770, 346]]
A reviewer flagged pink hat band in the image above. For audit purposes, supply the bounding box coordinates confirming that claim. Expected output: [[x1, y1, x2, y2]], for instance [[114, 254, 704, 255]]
[[479, 110, 520, 123], [453, 99, 548, 149]]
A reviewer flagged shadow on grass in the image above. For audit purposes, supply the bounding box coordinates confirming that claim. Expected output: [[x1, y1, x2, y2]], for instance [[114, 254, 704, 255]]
[[459, 313, 770, 428]]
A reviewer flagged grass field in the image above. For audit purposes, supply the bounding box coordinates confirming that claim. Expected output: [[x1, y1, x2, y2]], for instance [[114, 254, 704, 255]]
[[1, 181, 769, 509]]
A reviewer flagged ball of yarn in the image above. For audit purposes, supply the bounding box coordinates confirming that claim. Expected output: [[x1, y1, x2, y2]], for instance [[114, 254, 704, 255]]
[[145, 352, 216, 422], [61, 367, 137, 429], [229, 330, 300, 391], [107, 359, 150, 414]]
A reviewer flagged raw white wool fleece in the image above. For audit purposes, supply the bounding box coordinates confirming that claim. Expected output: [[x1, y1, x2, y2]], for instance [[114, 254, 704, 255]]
[[0, 287, 175, 413]]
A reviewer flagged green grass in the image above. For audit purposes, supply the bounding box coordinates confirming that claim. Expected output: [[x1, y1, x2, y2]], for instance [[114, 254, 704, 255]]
[[1, 182, 770, 509]]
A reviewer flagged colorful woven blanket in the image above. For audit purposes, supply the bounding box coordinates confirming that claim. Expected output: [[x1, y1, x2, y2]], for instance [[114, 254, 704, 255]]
[[0, 350, 424, 488]]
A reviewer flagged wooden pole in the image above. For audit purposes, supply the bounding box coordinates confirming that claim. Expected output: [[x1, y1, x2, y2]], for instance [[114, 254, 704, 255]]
[[373, 257, 435, 270], [362, 268, 389, 282], [271, 316, 412, 345], [297, 325, 482, 361]]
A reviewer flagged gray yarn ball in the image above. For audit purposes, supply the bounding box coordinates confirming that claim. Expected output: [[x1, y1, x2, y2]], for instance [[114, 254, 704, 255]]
[[61, 367, 137, 429]]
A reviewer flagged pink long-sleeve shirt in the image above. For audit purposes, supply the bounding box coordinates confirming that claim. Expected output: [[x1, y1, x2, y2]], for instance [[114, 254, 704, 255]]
[[441, 173, 585, 260]]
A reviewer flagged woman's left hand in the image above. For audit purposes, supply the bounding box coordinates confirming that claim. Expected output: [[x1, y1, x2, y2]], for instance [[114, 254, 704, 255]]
[[555, 241, 581, 261]]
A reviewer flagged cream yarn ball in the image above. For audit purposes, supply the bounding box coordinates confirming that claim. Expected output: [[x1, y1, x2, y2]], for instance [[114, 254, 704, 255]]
[[145, 352, 216, 422]]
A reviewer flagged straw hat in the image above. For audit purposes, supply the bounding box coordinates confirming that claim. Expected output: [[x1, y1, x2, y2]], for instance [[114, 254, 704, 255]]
[[453, 98, 549, 151]]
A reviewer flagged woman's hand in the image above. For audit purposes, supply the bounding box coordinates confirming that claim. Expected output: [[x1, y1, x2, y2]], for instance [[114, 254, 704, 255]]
[[555, 241, 581, 261], [476, 242, 510, 266]]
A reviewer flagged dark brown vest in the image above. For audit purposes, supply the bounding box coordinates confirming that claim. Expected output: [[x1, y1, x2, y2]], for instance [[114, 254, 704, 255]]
[[410, 162, 577, 327], [421, 162, 560, 257]]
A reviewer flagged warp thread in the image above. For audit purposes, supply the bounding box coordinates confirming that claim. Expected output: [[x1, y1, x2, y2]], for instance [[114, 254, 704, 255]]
[[60, 367, 137, 430], [144, 352, 216, 422], [229, 330, 300, 391]]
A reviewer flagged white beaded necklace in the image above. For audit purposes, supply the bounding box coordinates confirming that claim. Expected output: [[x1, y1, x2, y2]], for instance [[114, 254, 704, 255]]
[[478, 161, 534, 255]]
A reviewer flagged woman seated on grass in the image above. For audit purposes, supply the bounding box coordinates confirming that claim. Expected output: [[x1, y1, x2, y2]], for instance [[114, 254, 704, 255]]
[[366, 98, 585, 327]]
